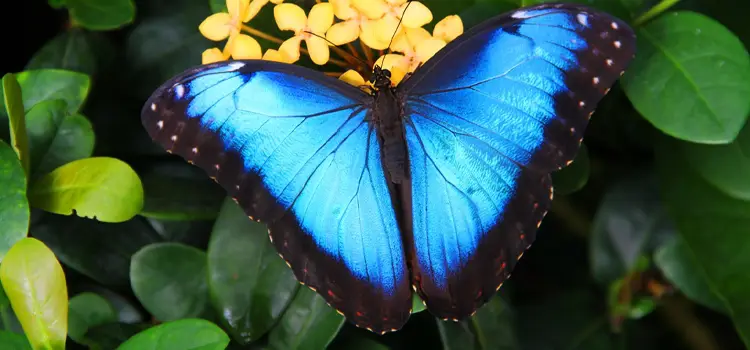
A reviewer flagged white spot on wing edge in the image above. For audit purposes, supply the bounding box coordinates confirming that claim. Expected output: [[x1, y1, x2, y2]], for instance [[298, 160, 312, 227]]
[[150, 103, 157, 111], [228, 61, 246, 71], [576, 13, 588, 26], [511, 10, 530, 19], [157, 120, 164, 129], [174, 84, 185, 98], [593, 77, 600, 85], [611, 22, 619, 30], [170, 135, 178, 142], [614, 40, 622, 49]]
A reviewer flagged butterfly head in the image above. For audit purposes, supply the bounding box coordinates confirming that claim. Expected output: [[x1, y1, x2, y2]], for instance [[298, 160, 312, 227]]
[[370, 65, 393, 90]]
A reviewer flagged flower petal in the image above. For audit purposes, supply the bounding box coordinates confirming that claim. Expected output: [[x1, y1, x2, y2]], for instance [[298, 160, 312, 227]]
[[226, 0, 249, 19], [433, 15, 463, 42], [374, 14, 401, 44], [415, 37, 445, 65], [262, 49, 285, 62], [326, 21, 360, 45], [230, 34, 263, 59], [202, 48, 226, 64], [331, 0, 357, 20], [279, 36, 303, 63], [352, 0, 388, 19], [360, 19, 390, 50], [308, 3, 334, 34], [305, 36, 330, 65], [339, 70, 366, 87], [405, 27, 431, 47], [389, 32, 411, 54], [199, 13, 232, 41], [245, 0, 267, 22], [270, 0, 283, 3], [399, 1, 432, 28], [274, 3, 307, 32]]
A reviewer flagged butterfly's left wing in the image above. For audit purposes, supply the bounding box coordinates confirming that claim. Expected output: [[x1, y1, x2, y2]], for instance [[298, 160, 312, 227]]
[[141, 61, 412, 333], [397, 3, 636, 319]]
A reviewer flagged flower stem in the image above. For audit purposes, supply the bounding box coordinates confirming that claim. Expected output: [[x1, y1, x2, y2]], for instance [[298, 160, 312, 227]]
[[360, 40, 373, 67], [242, 25, 284, 44], [633, 0, 681, 26]]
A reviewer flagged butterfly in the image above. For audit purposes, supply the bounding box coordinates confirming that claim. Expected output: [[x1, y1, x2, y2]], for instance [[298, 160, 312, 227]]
[[141, 2, 636, 334]]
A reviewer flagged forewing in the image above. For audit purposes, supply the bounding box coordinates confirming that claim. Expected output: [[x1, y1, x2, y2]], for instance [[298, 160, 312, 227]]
[[398, 3, 636, 319], [142, 61, 412, 333]]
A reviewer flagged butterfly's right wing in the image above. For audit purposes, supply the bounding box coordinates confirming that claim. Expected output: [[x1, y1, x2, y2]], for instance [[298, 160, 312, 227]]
[[141, 61, 412, 333]]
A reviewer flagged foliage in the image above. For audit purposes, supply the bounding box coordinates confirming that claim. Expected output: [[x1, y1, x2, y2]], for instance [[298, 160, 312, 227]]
[[1, 0, 749, 349]]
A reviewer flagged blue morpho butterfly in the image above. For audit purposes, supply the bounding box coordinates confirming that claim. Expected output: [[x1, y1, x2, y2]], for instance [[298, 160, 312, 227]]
[[141, 3, 635, 334]]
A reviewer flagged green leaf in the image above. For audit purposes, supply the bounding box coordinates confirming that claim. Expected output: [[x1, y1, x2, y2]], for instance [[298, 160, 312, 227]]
[[0, 330, 32, 350], [207, 198, 298, 344], [25, 29, 97, 76], [653, 236, 727, 313], [138, 162, 226, 221], [117, 319, 229, 350], [65, 0, 136, 30], [0, 140, 29, 262], [621, 11, 750, 144], [0, 238, 68, 350], [551, 144, 590, 196], [23, 99, 67, 175], [589, 172, 675, 284], [412, 293, 426, 313], [130, 243, 208, 321], [0, 69, 90, 118], [33, 113, 95, 177], [67, 292, 117, 343], [436, 296, 519, 350], [268, 288, 344, 350], [31, 215, 162, 289], [3, 73, 30, 175], [656, 136, 750, 346], [28, 157, 144, 223], [679, 120, 750, 200]]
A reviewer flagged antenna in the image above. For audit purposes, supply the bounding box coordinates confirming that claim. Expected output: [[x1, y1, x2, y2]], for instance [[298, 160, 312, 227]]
[[379, 0, 413, 70], [303, 31, 370, 70]]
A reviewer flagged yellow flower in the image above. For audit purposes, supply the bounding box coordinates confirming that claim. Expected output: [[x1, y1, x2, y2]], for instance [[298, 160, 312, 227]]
[[339, 69, 367, 87], [274, 3, 334, 65], [374, 27, 445, 86], [351, 0, 432, 46], [198, 0, 264, 63], [247, 0, 284, 21], [432, 15, 463, 42], [327, 0, 388, 50]]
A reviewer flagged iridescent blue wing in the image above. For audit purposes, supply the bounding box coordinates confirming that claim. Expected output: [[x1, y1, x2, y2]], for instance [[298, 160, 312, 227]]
[[397, 3, 636, 319], [141, 61, 412, 333]]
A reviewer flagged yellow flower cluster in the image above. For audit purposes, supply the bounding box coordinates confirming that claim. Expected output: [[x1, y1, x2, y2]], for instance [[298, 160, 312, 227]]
[[198, 0, 463, 87]]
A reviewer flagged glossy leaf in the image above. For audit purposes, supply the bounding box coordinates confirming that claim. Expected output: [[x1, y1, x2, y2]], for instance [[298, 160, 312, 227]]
[[0, 238, 68, 350], [130, 243, 208, 321], [207, 198, 298, 344], [28, 157, 144, 223], [25, 29, 97, 76], [551, 144, 590, 196], [621, 11, 750, 144], [680, 120, 750, 200], [589, 172, 675, 284], [138, 162, 225, 221], [23, 99, 67, 174], [0, 140, 29, 262], [67, 292, 117, 343], [268, 288, 344, 350], [117, 319, 229, 350], [0, 69, 90, 117], [0, 330, 32, 350], [656, 136, 750, 346], [83, 322, 150, 349], [437, 296, 519, 350], [654, 236, 727, 313], [3, 73, 30, 175], [33, 113, 95, 177], [31, 214, 162, 289], [65, 0, 136, 30]]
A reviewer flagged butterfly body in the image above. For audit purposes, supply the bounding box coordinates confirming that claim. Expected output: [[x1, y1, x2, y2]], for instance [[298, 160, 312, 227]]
[[142, 3, 636, 334]]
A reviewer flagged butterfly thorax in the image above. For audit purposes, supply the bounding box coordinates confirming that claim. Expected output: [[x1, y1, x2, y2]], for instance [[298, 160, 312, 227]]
[[371, 68, 407, 184]]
